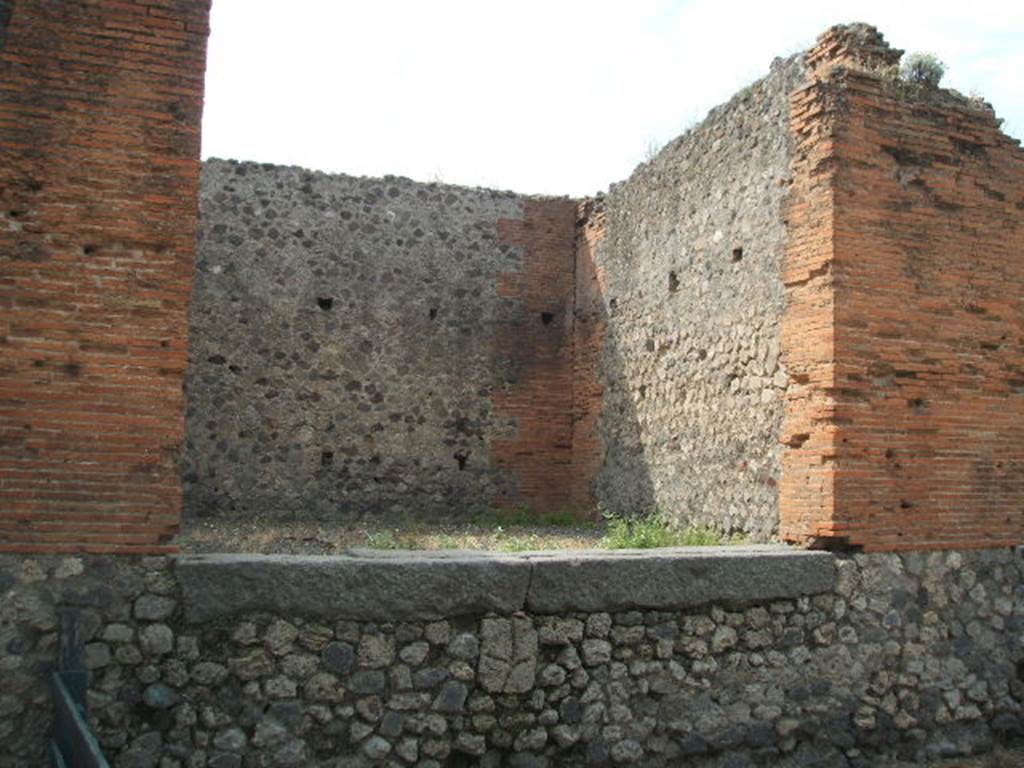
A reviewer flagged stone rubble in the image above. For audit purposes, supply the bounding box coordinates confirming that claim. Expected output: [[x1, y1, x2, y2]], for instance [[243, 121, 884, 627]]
[[1, 549, 1021, 767]]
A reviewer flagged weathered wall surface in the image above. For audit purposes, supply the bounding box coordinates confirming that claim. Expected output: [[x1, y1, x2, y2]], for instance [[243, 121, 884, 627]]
[[0, 0, 211, 552], [2, 547, 1021, 767], [186, 161, 577, 520], [780, 26, 1024, 551], [5, 4, 1019, 560], [585, 57, 806, 540], [492, 199, 579, 513], [571, 201, 609, 513]]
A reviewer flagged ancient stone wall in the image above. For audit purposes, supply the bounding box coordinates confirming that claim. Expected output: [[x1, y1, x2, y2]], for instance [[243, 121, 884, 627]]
[[583, 57, 806, 540], [0, 0, 211, 553], [186, 161, 577, 520], [2, 547, 1021, 767], [188, 30, 1024, 549], [780, 26, 1024, 551], [2, 4, 1021, 560]]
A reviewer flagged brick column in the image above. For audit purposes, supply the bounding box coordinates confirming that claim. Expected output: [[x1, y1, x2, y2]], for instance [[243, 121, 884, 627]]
[[493, 199, 580, 514], [781, 25, 1024, 550], [0, 1, 212, 553]]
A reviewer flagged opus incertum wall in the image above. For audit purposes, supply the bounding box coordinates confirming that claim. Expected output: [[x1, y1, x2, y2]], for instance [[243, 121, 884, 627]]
[[2, 547, 1022, 766], [576, 56, 805, 542], [183, 58, 806, 537], [184, 25, 1024, 550], [186, 162, 577, 521]]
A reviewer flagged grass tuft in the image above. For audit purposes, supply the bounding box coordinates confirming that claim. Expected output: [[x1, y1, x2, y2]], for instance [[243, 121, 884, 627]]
[[363, 529, 401, 549], [599, 509, 734, 549], [498, 533, 541, 552]]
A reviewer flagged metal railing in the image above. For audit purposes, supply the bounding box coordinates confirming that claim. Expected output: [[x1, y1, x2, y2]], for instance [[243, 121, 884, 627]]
[[49, 611, 110, 768]]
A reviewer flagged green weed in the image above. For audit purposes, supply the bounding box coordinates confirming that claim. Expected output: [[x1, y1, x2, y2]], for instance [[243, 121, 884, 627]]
[[363, 529, 401, 549], [900, 52, 945, 88], [599, 509, 730, 550], [499, 534, 541, 552]]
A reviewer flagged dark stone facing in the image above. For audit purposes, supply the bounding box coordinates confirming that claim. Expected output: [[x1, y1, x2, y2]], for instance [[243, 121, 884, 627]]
[[1, 547, 1020, 767], [523, 546, 836, 613], [186, 161, 535, 522], [176, 546, 834, 621], [175, 552, 532, 622]]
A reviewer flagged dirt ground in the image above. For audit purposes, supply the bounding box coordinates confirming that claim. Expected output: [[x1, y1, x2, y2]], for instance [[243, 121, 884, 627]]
[[176, 516, 607, 555]]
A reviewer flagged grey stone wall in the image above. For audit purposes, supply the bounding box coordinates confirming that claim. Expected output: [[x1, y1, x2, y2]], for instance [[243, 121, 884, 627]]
[[589, 55, 807, 539], [2, 547, 1021, 767], [186, 161, 539, 520], [187, 55, 808, 532]]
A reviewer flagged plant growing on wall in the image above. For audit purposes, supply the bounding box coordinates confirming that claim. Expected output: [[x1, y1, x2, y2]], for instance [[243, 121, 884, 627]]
[[899, 52, 945, 87], [599, 507, 728, 549]]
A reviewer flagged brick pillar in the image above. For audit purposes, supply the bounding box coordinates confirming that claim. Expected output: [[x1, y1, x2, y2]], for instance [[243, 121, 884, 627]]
[[0, 1, 212, 553], [569, 200, 606, 517], [781, 24, 1024, 551], [492, 199, 580, 515]]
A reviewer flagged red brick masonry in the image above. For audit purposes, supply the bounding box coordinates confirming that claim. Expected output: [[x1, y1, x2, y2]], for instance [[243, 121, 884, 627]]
[[780, 26, 1024, 550], [493, 200, 579, 515], [0, 0, 211, 553]]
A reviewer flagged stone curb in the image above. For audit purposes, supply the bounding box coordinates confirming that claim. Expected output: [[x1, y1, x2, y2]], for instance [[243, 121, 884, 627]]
[[176, 553, 532, 622], [522, 546, 836, 613], [176, 546, 836, 622]]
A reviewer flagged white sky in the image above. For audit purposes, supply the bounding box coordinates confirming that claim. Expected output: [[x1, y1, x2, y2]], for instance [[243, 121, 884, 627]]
[[201, 0, 1024, 197]]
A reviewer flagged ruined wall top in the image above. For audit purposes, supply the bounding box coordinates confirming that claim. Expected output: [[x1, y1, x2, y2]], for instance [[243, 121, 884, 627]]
[[801, 21, 1011, 136], [804, 23, 903, 77]]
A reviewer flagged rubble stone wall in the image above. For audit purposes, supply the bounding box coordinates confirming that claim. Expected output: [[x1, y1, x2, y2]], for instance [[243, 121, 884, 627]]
[[582, 56, 807, 540], [186, 161, 577, 521], [2, 547, 1021, 767]]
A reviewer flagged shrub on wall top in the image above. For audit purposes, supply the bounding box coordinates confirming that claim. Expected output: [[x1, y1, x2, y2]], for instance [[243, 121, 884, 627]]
[[900, 52, 946, 87]]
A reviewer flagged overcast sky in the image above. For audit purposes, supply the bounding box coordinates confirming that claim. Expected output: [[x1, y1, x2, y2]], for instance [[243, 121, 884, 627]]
[[201, 0, 1023, 197]]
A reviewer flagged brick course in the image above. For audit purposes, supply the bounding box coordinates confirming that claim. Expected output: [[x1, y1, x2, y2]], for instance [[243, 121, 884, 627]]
[[779, 61, 843, 546], [569, 200, 607, 515], [493, 200, 580, 514], [0, 0, 211, 553], [780, 26, 1024, 550]]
